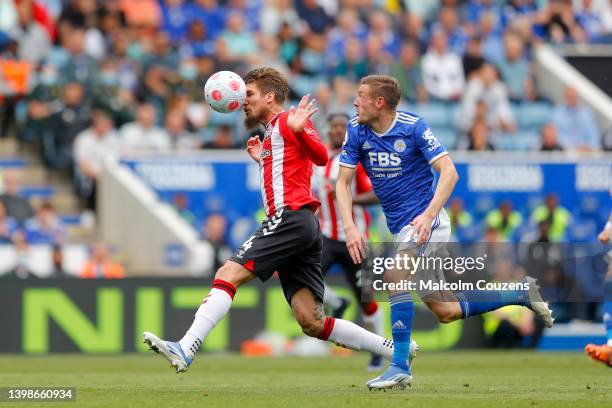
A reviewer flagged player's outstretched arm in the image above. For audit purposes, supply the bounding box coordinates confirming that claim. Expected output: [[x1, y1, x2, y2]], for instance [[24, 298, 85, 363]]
[[337, 165, 366, 264], [411, 155, 459, 244]]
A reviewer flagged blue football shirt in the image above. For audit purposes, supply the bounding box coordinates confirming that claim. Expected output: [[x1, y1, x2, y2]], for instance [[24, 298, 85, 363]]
[[339, 111, 447, 234]]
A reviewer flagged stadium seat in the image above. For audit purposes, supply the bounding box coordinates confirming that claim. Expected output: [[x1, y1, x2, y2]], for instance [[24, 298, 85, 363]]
[[433, 128, 458, 150], [516, 102, 553, 129], [20, 186, 54, 199], [412, 103, 452, 128], [492, 131, 538, 151], [0, 158, 27, 168]]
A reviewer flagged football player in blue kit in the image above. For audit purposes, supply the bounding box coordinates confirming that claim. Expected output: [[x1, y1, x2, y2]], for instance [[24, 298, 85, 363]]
[[335, 75, 554, 390]]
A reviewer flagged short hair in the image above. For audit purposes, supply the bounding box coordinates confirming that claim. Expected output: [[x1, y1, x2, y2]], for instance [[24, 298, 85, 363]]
[[243, 67, 289, 104], [360, 75, 401, 110], [327, 112, 350, 123]]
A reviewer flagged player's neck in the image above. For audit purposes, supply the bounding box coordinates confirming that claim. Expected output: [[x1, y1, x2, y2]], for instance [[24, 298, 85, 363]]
[[371, 110, 397, 135], [262, 107, 284, 127]]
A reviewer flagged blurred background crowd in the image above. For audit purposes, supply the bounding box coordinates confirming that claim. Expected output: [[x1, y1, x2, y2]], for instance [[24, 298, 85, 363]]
[[1, 0, 611, 159]]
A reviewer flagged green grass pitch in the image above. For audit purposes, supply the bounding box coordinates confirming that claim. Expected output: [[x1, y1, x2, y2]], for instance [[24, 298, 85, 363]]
[[0, 352, 610, 407]]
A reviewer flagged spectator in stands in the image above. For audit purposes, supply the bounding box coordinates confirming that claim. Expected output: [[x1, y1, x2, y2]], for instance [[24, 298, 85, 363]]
[[92, 60, 135, 128], [190, 0, 226, 42], [0, 169, 34, 224], [24, 202, 65, 245], [540, 123, 564, 151], [325, 9, 367, 71], [80, 242, 125, 279], [0, 201, 18, 244], [145, 31, 180, 71], [45, 82, 90, 171], [160, 0, 191, 45], [50, 244, 68, 277], [391, 41, 427, 104], [295, 0, 333, 37], [59, 26, 98, 86], [468, 120, 495, 151], [575, 0, 607, 42], [6, 230, 37, 279], [74, 110, 120, 211], [119, 103, 171, 152], [0, 33, 34, 138], [173, 193, 197, 226], [10, 0, 51, 65], [431, 6, 468, 55], [367, 10, 400, 57], [448, 197, 473, 240], [422, 29, 465, 102], [496, 32, 536, 102], [462, 35, 485, 79], [333, 37, 368, 83], [531, 194, 571, 242], [165, 110, 200, 150], [551, 85, 600, 151], [458, 63, 516, 134], [538, 0, 587, 44], [364, 34, 394, 76], [217, 11, 259, 68], [179, 20, 216, 60], [486, 201, 523, 241], [477, 12, 504, 64], [204, 125, 237, 149], [260, 0, 301, 38], [202, 213, 232, 271]]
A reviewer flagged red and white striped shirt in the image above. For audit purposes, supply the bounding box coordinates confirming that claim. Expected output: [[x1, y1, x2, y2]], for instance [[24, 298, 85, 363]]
[[260, 111, 328, 217], [314, 147, 372, 242]]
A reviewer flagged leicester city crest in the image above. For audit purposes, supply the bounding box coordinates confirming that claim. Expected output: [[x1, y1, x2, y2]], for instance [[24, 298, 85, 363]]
[[394, 139, 406, 153]]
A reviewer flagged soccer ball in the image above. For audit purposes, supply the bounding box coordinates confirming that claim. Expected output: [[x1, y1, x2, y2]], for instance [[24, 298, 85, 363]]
[[204, 71, 246, 113]]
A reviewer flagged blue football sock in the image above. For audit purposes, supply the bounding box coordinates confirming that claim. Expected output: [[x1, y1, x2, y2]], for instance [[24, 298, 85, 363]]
[[389, 292, 414, 370], [455, 289, 528, 319], [604, 280, 612, 345]]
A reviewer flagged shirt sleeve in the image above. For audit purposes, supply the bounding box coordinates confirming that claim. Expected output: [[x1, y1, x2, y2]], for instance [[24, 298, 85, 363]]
[[355, 163, 372, 194], [338, 126, 361, 168], [414, 118, 447, 164], [294, 119, 328, 166]]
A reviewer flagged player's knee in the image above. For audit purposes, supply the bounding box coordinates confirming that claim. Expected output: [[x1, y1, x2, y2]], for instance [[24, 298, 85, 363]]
[[296, 314, 324, 337], [214, 261, 249, 287]]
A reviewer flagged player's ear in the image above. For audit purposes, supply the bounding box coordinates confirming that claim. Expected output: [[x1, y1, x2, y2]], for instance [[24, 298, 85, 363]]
[[375, 96, 385, 110], [264, 91, 275, 104]]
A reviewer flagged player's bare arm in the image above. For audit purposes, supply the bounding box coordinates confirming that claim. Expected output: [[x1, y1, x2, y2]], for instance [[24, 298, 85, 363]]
[[410, 155, 458, 244], [336, 165, 367, 264]]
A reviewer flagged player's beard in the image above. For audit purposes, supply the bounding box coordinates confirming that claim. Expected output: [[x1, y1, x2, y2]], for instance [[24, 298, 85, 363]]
[[244, 115, 260, 130]]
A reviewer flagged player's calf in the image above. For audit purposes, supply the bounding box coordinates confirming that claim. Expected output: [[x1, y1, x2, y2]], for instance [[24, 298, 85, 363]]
[[426, 300, 462, 324]]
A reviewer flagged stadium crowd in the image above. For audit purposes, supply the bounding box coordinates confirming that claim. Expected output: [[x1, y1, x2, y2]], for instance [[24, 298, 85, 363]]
[[0, 0, 610, 160]]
